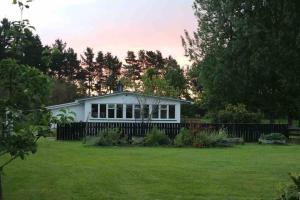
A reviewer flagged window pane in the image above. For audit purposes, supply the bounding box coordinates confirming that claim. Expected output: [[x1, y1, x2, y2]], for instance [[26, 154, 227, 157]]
[[108, 104, 115, 118], [126, 105, 133, 118], [100, 104, 106, 118], [143, 105, 149, 118], [169, 105, 175, 119], [152, 105, 159, 119], [160, 105, 167, 119], [134, 105, 141, 119], [117, 104, 123, 118], [108, 104, 115, 109], [91, 104, 98, 118]]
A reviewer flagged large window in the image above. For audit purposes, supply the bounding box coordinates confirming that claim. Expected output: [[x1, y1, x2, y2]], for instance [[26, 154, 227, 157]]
[[126, 104, 133, 118], [117, 104, 123, 118], [134, 105, 141, 119], [100, 104, 106, 118], [91, 104, 98, 118], [152, 105, 159, 119], [108, 104, 115, 118], [160, 105, 167, 119], [143, 104, 149, 118], [169, 105, 175, 119]]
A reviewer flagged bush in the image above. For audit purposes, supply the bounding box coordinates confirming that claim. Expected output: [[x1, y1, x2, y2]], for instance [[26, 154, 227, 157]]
[[131, 137, 144, 146], [174, 128, 193, 147], [83, 128, 127, 146], [259, 133, 286, 144], [97, 128, 122, 146], [144, 127, 170, 146], [84, 136, 101, 146], [260, 133, 286, 141], [212, 104, 262, 123], [193, 129, 228, 148], [277, 173, 300, 200]]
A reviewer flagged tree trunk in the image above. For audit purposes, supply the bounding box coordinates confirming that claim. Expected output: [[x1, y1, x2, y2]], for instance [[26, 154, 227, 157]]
[[0, 172, 3, 200]]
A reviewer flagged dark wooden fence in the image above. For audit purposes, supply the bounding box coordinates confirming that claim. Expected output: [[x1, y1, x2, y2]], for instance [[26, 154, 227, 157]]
[[56, 122, 288, 142]]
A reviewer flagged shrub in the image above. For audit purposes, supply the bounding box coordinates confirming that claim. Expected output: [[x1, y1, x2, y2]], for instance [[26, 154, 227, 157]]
[[277, 173, 300, 200], [83, 136, 101, 146], [193, 129, 228, 148], [144, 127, 170, 146], [260, 133, 286, 141], [131, 137, 144, 146], [212, 104, 262, 123], [174, 128, 193, 147], [97, 128, 122, 146]]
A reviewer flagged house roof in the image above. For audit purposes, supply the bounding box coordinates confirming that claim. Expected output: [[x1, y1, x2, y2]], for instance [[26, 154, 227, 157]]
[[47, 92, 192, 110]]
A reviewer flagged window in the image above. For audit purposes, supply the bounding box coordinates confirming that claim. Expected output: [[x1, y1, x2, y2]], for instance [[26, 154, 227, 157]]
[[100, 104, 106, 118], [160, 105, 167, 119], [126, 104, 133, 118], [117, 104, 123, 118], [108, 104, 115, 118], [169, 105, 175, 119], [143, 105, 149, 118], [152, 105, 159, 119], [134, 105, 141, 119], [91, 104, 98, 118]]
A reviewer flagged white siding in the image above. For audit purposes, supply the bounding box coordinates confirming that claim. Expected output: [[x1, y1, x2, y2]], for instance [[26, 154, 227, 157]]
[[50, 104, 85, 122], [84, 93, 182, 123], [48, 93, 186, 123]]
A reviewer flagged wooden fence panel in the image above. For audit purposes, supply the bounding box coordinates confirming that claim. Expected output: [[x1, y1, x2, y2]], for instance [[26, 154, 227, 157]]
[[56, 122, 289, 142]]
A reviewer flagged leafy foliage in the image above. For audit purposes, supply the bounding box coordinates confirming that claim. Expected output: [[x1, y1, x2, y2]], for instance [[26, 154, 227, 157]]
[[183, 0, 300, 120], [210, 104, 263, 123], [174, 128, 193, 147], [98, 128, 121, 146], [51, 108, 76, 125], [259, 133, 286, 141], [0, 59, 51, 109], [277, 173, 300, 200], [193, 129, 228, 148], [144, 127, 170, 146]]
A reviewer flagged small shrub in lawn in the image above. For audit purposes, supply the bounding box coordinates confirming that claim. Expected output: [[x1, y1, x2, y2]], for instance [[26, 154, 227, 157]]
[[174, 128, 193, 147], [259, 133, 286, 144], [144, 127, 170, 146], [193, 129, 228, 148]]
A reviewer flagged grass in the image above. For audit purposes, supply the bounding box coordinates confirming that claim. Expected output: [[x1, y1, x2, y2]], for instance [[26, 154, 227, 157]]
[[1, 139, 300, 200]]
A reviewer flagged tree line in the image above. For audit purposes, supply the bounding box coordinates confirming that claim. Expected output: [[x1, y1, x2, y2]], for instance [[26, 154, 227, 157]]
[[0, 18, 190, 105], [183, 0, 300, 123]]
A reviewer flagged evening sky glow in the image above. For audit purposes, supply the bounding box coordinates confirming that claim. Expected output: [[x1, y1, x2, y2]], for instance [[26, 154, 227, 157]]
[[0, 0, 196, 66]]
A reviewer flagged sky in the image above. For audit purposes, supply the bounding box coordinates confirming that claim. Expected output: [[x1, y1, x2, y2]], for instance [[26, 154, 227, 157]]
[[0, 0, 197, 66]]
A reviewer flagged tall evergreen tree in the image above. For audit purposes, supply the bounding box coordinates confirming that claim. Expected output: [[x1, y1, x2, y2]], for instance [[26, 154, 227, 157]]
[[81, 47, 96, 96], [124, 51, 142, 82], [104, 52, 122, 93]]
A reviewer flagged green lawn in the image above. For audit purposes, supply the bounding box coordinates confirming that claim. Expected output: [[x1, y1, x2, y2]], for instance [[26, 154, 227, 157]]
[[2, 139, 300, 200]]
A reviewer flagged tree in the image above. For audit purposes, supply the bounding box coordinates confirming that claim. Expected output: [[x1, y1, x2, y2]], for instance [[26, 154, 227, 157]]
[[183, 0, 300, 122], [94, 51, 106, 94], [48, 79, 80, 105], [0, 18, 46, 72], [124, 51, 141, 80], [81, 47, 96, 96], [103, 52, 122, 93], [164, 56, 187, 98], [0, 59, 51, 200], [0, 59, 51, 109]]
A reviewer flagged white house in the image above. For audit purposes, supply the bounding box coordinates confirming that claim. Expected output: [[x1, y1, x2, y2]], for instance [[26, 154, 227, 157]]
[[47, 92, 191, 123]]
